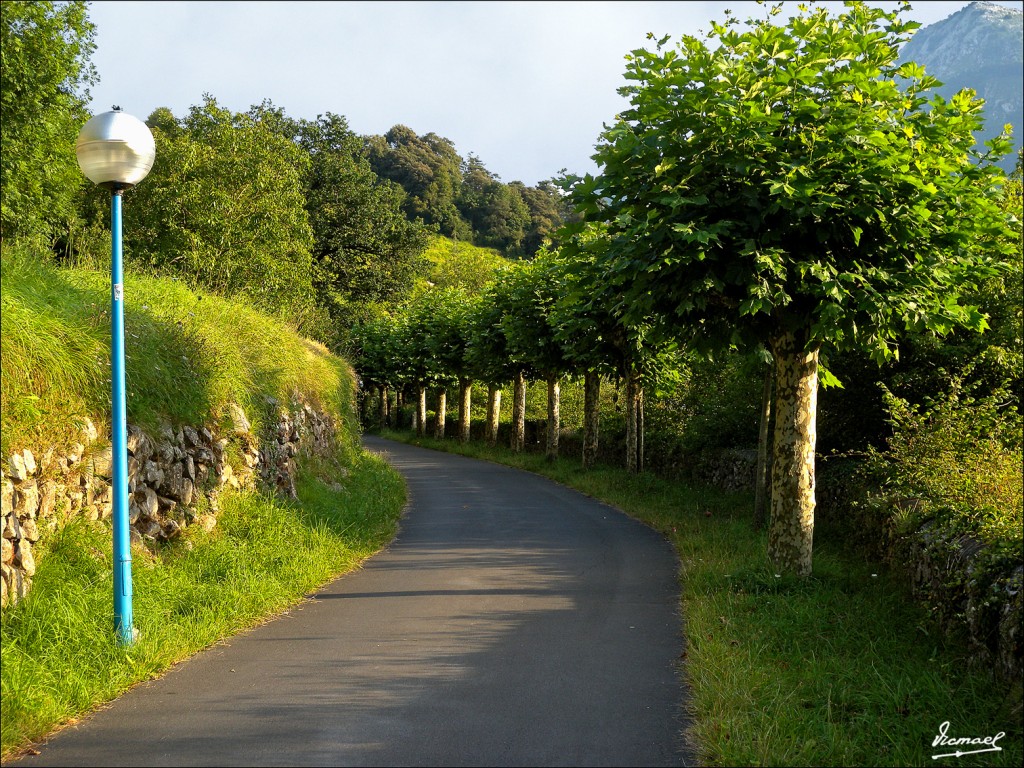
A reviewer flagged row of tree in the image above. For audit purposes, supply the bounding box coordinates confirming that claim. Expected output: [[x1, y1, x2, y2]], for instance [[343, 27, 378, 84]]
[[355, 1, 1021, 579]]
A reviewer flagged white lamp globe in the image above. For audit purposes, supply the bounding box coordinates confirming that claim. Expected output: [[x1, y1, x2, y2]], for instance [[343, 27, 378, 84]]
[[76, 108, 156, 190]]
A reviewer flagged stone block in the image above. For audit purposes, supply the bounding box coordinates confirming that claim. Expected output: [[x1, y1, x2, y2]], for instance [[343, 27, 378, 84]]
[[7, 452, 29, 482], [127, 425, 153, 462], [19, 518, 39, 543], [135, 486, 159, 519], [14, 480, 40, 520], [162, 519, 182, 540], [15, 541, 36, 577], [144, 460, 164, 487], [4, 513, 20, 541], [66, 443, 85, 467], [38, 480, 56, 520], [1, 479, 13, 518], [136, 517, 161, 540], [92, 445, 114, 479], [227, 403, 251, 435]]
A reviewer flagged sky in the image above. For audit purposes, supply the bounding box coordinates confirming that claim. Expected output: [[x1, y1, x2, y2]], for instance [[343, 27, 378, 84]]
[[85, 1, 1023, 187]]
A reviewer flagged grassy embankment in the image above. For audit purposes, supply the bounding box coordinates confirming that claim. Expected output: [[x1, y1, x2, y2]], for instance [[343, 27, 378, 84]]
[[0, 247, 406, 759], [379, 429, 1022, 768]]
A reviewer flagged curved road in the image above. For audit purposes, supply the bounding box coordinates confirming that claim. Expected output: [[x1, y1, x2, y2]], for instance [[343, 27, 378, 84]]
[[12, 437, 692, 767]]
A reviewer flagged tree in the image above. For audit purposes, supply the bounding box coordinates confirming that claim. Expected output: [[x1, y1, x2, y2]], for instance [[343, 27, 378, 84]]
[[365, 125, 470, 239], [417, 288, 477, 442], [1, 0, 96, 242], [295, 112, 429, 322], [497, 254, 572, 460], [514, 180, 575, 257], [458, 155, 531, 254], [558, 223, 680, 472], [350, 312, 406, 430], [565, 1, 1016, 576], [124, 97, 315, 316], [467, 273, 535, 450]]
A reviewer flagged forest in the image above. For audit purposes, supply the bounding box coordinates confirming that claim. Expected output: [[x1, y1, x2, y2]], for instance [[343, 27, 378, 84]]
[[2, 0, 1021, 694]]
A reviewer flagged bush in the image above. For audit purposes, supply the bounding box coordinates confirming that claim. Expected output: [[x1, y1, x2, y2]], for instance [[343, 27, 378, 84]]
[[862, 379, 1023, 679]]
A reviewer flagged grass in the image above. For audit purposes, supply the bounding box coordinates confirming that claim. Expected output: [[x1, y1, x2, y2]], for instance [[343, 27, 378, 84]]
[[0, 243, 358, 460], [0, 449, 406, 759], [377, 429, 1023, 768]]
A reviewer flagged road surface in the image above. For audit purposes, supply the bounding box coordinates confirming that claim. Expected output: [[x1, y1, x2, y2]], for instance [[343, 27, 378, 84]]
[[10, 436, 692, 767]]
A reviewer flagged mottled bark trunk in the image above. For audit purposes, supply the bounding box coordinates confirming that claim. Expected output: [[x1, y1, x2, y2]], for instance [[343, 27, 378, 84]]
[[434, 388, 447, 439], [395, 389, 404, 428], [511, 370, 526, 452], [378, 385, 388, 431], [545, 374, 560, 462], [625, 370, 638, 473], [385, 387, 394, 427], [753, 364, 773, 531], [458, 378, 472, 443], [487, 386, 501, 447], [415, 386, 427, 437], [767, 330, 819, 577], [636, 385, 645, 474], [582, 370, 601, 470]]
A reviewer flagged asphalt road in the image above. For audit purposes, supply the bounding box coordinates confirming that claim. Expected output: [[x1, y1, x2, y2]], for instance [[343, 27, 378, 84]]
[[10, 436, 692, 767]]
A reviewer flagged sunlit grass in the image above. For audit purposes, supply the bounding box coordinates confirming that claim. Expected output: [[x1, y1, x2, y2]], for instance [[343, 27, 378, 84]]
[[0, 243, 357, 458], [382, 430, 1023, 767]]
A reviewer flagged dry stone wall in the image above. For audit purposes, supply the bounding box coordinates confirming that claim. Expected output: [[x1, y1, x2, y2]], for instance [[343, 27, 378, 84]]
[[1, 397, 338, 609]]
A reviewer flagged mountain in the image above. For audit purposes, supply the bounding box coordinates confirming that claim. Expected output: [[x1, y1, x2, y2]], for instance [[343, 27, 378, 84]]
[[898, 1, 1023, 173]]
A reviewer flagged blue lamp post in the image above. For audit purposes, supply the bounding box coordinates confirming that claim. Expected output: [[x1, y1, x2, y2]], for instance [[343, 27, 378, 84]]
[[75, 108, 156, 645]]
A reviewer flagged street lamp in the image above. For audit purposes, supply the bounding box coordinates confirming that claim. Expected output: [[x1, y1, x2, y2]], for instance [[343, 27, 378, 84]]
[[76, 107, 156, 645]]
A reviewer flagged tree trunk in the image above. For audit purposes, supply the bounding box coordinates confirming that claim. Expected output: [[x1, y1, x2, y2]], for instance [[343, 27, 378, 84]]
[[637, 384, 645, 473], [767, 330, 819, 577], [753, 363, 773, 531], [434, 388, 447, 439], [378, 385, 388, 431], [545, 374, 560, 462], [582, 370, 600, 469], [385, 387, 393, 427], [415, 385, 427, 437], [395, 389, 404, 428], [458, 378, 472, 443], [511, 370, 526, 452], [625, 369, 640, 473], [487, 386, 501, 446]]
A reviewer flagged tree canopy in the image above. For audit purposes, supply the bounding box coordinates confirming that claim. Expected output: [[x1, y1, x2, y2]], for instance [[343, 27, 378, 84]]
[[0, 0, 96, 242], [568, 2, 1013, 361], [124, 96, 315, 316]]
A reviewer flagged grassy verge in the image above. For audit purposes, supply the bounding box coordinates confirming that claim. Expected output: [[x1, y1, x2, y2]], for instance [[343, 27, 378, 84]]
[[1, 243, 358, 460], [0, 449, 405, 759], [377, 429, 1022, 768]]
